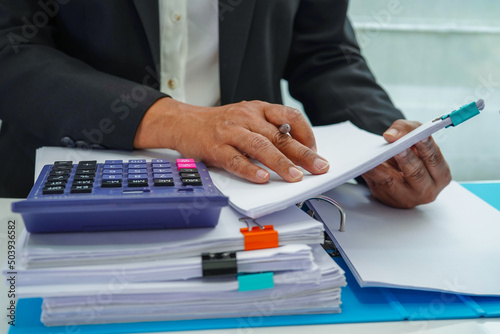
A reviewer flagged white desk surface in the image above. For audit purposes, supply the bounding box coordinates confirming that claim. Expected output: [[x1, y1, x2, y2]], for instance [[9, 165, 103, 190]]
[[1, 197, 499, 334]]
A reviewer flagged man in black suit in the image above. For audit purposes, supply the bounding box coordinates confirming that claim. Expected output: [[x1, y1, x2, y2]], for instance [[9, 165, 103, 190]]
[[0, 0, 450, 208]]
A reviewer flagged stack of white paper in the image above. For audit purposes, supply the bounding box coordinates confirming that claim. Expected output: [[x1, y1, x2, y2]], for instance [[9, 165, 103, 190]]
[[17, 206, 324, 268], [14, 244, 316, 285], [39, 245, 345, 326], [8, 204, 346, 326]]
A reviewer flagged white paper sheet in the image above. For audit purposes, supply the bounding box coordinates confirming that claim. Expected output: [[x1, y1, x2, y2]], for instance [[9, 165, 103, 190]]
[[310, 181, 500, 296], [209, 120, 455, 218], [17, 204, 323, 268], [11, 244, 314, 285]]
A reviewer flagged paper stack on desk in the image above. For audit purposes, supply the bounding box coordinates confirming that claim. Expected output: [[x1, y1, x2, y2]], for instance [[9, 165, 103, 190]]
[[7, 205, 346, 326]]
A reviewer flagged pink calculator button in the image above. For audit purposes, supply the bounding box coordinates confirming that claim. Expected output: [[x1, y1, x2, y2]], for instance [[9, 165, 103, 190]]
[[177, 159, 195, 163], [177, 163, 197, 170]]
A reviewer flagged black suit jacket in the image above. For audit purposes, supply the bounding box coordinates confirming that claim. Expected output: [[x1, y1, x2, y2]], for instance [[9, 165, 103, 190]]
[[0, 0, 403, 197]]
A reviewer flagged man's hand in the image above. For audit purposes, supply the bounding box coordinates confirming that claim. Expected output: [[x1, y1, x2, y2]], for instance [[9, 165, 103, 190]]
[[362, 119, 451, 208], [134, 98, 330, 183]]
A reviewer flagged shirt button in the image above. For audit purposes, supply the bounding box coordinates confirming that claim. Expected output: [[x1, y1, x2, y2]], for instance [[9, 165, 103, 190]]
[[170, 11, 182, 22], [168, 78, 179, 90]]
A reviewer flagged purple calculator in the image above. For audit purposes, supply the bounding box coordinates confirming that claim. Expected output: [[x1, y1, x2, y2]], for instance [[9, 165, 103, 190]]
[[12, 159, 228, 233]]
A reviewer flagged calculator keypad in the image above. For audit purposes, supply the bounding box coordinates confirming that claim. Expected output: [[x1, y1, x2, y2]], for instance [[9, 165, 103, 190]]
[[41, 159, 205, 195]]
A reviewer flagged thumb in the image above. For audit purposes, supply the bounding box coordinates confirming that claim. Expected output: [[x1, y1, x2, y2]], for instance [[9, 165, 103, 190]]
[[382, 119, 421, 143]]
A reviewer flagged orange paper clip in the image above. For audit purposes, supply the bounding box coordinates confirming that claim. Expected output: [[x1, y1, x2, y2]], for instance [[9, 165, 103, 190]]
[[240, 225, 279, 251]]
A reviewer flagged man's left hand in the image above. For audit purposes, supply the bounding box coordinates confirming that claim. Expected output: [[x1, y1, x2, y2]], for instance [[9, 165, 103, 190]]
[[361, 119, 451, 208]]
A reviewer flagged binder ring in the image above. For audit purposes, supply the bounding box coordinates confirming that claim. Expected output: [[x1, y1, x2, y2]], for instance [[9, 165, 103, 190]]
[[299, 195, 346, 232]]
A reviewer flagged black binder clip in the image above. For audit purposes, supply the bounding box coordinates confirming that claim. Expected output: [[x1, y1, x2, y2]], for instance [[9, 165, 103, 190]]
[[201, 251, 238, 277], [298, 195, 346, 232]]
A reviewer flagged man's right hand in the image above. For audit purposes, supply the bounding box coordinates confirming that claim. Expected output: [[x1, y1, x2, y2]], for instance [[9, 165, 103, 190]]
[[133, 98, 330, 183]]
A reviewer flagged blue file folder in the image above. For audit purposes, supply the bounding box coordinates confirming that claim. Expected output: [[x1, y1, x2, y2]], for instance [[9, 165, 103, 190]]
[[9, 183, 500, 333]]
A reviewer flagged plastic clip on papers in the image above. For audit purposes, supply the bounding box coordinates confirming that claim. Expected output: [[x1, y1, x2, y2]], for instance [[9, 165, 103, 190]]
[[239, 217, 279, 250]]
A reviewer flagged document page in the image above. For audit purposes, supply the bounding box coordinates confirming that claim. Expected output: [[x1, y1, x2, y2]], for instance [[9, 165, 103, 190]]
[[311, 181, 500, 296]]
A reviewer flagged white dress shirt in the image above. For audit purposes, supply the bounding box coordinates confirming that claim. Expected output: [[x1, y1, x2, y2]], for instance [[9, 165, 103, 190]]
[[159, 0, 220, 107]]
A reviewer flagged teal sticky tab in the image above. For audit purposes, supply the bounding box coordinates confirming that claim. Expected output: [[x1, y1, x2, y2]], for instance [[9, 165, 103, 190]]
[[238, 272, 274, 291], [441, 101, 480, 127]]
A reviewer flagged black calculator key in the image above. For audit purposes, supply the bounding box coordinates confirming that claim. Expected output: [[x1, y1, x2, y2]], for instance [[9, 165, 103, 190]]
[[154, 178, 174, 186], [128, 179, 148, 187], [73, 180, 94, 186], [47, 175, 69, 182], [101, 180, 123, 188], [49, 170, 70, 176], [54, 161, 73, 165], [74, 174, 94, 181], [182, 178, 203, 186], [180, 172, 200, 178], [77, 161, 97, 169], [42, 186, 65, 195], [45, 181, 67, 187], [70, 185, 93, 193], [179, 168, 198, 173], [51, 165, 73, 171], [75, 169, 96, 175]]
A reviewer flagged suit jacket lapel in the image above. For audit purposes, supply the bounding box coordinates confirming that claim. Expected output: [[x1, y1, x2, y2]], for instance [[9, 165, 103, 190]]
[[219, 0, 256, 104], [132, 0, 161, 73]]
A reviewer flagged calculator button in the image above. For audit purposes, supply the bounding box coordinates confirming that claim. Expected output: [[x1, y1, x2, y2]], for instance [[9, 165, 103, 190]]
[[75, 169, 95, 175], [128, 179, 148, 187], [104, 160, 123, 164], [154, 178, 174, 186], [54, 161, 73, 165], [103, 164, 123, 169], [128, 159, 146, 163], [153, 173, 172, 179], [70, 185, 93, 193], [177, 163, 197, 170], [128, 164, 147, 169], [77, 161, 97, 168], [103, 168, 123, 174], [101, 180, 123, 188], [51, 165, 73, 171], [45, 181, 67, 187], [178, 168, 198, 173], [152, 163, 170, 168], [128, 173, 148, 179], [102, 174, 122, 180], [152, 159, 171, 163], [153, 168, 171, 173], [49, 170, 70, 176], [180, 172, 200, 178], [73, 180, 94, 185], [177, 158, 195, 163], [47, 175, 69, 182], [42, 186, 65, 195], [128, 169, 147, 174], [74, 174, 94, 181], [182, 178, 202, 186]]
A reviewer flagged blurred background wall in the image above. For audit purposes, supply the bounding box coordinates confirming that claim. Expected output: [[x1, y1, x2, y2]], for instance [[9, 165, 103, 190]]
[[283, 0, 500, 181]]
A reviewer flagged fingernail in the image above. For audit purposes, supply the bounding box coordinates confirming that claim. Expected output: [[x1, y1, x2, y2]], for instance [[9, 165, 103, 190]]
[[397, 149, 408, 158], [384, 129, 399, 137], [311, 145, 317, 153], [289, 166, 303, 180], [256, 169, 269, 181], [314, 158, 329, 171]]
